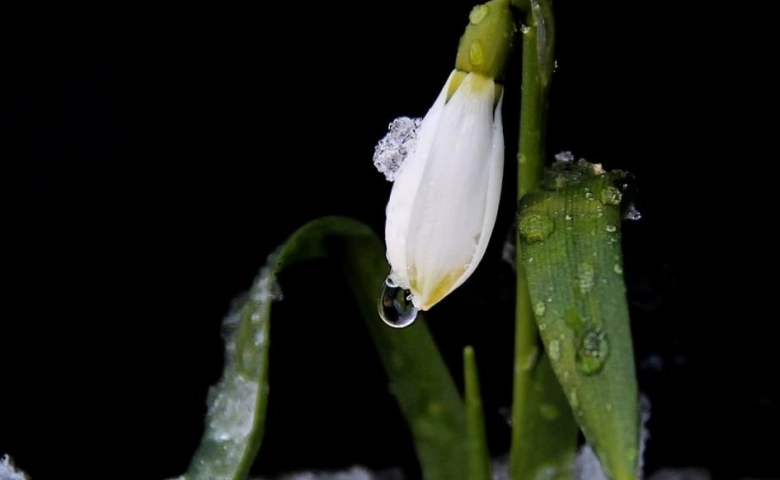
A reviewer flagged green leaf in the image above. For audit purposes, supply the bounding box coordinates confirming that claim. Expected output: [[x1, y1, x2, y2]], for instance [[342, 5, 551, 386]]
[[463, 346, 491, 480], [182, 216, 466, 480], [518, 161, 640, 480], [511, 353, 578, 480]]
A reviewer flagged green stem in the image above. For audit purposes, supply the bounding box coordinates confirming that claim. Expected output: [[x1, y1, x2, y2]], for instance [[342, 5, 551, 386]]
[[464, 346, 491, 480], [510, 1, 554, 477]]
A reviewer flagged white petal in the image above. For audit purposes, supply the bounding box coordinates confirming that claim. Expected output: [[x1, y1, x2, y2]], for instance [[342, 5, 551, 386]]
[[454, 92, 504, 294], [405, 73, 500, 309], [385, 71, 456, 289]]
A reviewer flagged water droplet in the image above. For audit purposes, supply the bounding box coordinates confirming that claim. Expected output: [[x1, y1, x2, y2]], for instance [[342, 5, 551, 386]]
[[548, 339, 561, 361], [539, 403, 560, 420], [569, 390, 579, 408], [379, 279, 418, 328], [520, 23, 531, 34], [534, 301, 546, 317], [565, 214, 573, 221], [605, 225, 617, 233], [469, 4, 489, 24], [385, 277, 398, 288], [625, 204, 642, 221], [584, 188, 595, 201], [576, 328, 610, 374], [613, 264, 623, 274], [469, 40, 484, 66], [577, 262, 595, 294], [519, 213, 555, 243], [600, 186, 623, 205], [538, 322, 547, 331], [555, 151, 574, 163]]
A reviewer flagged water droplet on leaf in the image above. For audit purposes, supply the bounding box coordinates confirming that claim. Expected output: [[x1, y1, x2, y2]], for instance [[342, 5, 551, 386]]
[[584, 188, 595, 201], [519, 213, 555, 243], [600, 186, 623, 205], [577, 262, 595, 294], [548, 339, 561, 361], [379, 279, 418, 328], [576, 328, 609, 374], [534, 301, 546, 317]]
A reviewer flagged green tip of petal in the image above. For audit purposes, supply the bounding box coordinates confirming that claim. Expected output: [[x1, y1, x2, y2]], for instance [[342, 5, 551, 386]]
[[455, 0, 515, 81]]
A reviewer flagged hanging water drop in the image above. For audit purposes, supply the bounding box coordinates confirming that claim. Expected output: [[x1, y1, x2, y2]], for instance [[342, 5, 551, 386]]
[[379, 279, 418, 328]]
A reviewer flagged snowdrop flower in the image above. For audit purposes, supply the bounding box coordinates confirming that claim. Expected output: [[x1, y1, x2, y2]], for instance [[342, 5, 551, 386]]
[[383, 0, 515, 313]]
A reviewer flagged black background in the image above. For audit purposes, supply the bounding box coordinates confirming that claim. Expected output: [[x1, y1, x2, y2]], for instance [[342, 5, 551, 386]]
[[2, 1, 774, 480]]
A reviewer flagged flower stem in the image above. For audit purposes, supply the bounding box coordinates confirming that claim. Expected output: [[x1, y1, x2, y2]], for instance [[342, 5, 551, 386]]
[[510, 0, 555, 477]]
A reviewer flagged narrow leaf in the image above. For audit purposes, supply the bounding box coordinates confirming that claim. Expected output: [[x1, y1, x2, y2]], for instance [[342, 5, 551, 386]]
[[464, 346, 491, 480], [182, 216, 466, 480], [518, 161, 640, 480], [512, 353, 578, 480]]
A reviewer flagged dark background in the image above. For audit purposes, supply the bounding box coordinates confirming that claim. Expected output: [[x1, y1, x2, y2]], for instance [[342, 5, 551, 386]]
[[1, 2, 774, 480]]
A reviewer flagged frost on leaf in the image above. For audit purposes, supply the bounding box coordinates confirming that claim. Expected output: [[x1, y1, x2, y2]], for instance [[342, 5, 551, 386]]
[[373, 117, 422, 181], [187, 249, 279, 480]]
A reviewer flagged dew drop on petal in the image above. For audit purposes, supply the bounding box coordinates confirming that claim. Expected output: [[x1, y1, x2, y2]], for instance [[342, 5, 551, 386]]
[[379, 279, 418, 328]]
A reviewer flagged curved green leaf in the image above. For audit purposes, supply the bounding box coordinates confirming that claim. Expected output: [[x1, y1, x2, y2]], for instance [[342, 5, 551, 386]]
[[181, 216, 466, 480]]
